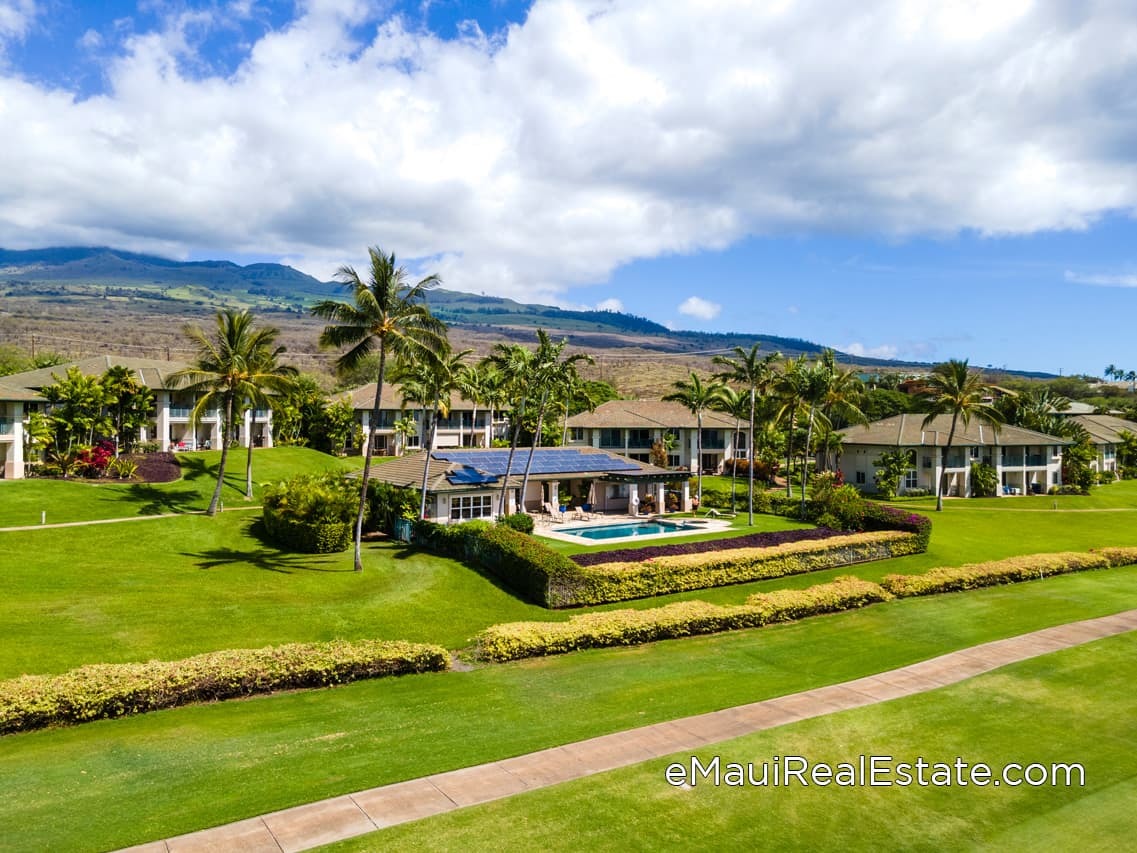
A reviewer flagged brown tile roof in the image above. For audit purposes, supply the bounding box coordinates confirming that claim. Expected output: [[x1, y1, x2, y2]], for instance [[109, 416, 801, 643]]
[[1, 355, 191, 392], [1067, 414, 1137, 444], [337, 382, 485, 412], [841, 413, 1068, 447], [566, 400, 737, 430], [0, 380, 44, 402]]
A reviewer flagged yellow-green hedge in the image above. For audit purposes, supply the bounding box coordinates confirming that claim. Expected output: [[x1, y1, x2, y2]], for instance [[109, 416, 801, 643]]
[[556, 531, 921, 606], [881, 547, 1137, 597], [474, 577, 891, 662], [0, 640, 449, 735]]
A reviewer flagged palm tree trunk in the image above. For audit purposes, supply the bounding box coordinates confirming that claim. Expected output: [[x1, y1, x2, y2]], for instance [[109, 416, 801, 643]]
[[747, 387, 756, 526], [419, 405, 438, 519], [518, 388, 549, 511], [936, 413, 959, 512], [498, 396, 526, 516], [245, 407, 254, 499], [354, 348, 386, 572], [730, 415, 740, 512], [785, 409, 795, 497], [207, 393, 234, 516], [695, 410, 703, 513], [470, 403, 478, 448], [801, 406, 816, 512]]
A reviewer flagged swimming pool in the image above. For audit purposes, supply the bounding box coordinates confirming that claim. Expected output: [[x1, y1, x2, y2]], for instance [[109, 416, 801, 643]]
[[557, 520, 704, 541]]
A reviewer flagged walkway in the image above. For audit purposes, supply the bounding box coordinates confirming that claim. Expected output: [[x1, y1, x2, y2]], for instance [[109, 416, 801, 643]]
[[0, 505, 262, 532], [121, 608, 1137, 853]]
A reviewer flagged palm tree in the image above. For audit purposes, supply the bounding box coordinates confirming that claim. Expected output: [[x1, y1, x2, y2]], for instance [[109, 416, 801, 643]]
[[1105, 364, 1118, 382], [664, 372, 727, 513], [796, 358, 834, 512], [485, 343, 536, 515], [713, 385, 748, 513], [312, 247, 447, 571], [713, 343, 780, 525], [240, 342, 298, 498], [516, 330, 593, 509], [171, 309, 295, 516], [774, 356, 809, 498], [921, 359, 1006, 511], [817, 350, 868, 471], [397, 348, 471, 519], [454, 361, 488, 448]]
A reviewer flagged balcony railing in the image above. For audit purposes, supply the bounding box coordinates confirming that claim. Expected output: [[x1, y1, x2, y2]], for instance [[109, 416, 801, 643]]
[[1025, 453, 1046, 466], [1002, 453, 1024, 466], [169, 406, 193, 418], [0, 418, 11, 435]]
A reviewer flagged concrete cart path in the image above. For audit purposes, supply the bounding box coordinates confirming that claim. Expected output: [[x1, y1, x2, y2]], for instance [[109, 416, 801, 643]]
[[120, 608, 1137, 853]]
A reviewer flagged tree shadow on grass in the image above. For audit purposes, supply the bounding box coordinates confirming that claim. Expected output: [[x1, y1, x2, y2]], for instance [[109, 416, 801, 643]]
[[185, 546, 352, 574], [115, 483, 204, 515]]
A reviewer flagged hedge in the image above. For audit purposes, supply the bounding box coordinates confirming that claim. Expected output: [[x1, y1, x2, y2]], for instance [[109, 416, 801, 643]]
[[557, 530, 922, 607], [262, 514, 353, 554], [474, 577, 891, 662], [881, 547, 1137, 597], [0, 640, 448, 735]]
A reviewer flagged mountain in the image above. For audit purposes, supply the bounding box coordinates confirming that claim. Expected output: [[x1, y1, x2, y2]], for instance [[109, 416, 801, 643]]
[[0, 246, 1055, 375]]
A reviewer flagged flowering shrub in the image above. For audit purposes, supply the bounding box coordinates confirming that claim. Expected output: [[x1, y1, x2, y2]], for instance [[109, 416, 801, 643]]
[[474, 577, 890, 662], [0, 640, 448, 735], [76, 440, 115, 478], [882, 548, 1137, 597]]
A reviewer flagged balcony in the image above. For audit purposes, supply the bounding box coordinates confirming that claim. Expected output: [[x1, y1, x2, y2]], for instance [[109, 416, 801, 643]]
[[1025, 453, 1047, 466], [169, 406, 193, 419], [1001, 453, 1024, 467], [0, 418, 11, 435]]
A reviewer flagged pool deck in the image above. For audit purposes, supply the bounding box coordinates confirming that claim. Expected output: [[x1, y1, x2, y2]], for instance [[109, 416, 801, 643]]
[[535, 513, 732, 545]]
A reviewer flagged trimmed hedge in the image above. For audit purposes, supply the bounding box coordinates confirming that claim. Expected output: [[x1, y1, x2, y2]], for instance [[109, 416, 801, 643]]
[[474, 577, 891, 662], [559, 530, 921, 606], [262, 473, 360, 553], [0, 640, 448, 735], [881, 547, 1137, 597]]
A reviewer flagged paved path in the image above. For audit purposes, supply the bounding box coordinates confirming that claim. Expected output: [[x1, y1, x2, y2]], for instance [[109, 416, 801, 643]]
[[121, 608, 1137, 853]]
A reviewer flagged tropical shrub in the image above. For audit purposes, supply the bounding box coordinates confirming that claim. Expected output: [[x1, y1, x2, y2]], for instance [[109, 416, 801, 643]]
[[873, 448, 912, 499], [366, 481, 419, 535], [0, 640, 448, 735], [474, 577, 890, 662], [105, 457, 138, 480], [498, 512, 535, 534], [881, 548, 1137, 597], [263, 473, 360, 553], [969, 462, 998, 497]]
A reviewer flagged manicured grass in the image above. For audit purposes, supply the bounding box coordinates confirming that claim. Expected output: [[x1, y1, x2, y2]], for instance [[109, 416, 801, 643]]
[[2, 569, 1136, 851], [0, 447, 363, 527], [331, 632, 1137, 852]]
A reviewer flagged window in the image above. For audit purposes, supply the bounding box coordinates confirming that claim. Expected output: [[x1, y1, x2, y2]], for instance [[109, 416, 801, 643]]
[[599, 428, 622, 448], [627, 429, 651, 447], [970, 447, 980, 458], [608, 484, 628, 498], [630, 453, 650, 463], [855, 470, 866, 485], [568, 427, 585, 442], [904, 469, 919, 490], [667, 453, 681, 468], [450, 494, 492, 521], [922, 455, 932, 469]]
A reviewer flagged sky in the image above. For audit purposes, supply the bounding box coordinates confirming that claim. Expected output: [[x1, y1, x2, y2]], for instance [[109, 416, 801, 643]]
[[1, 0, 1136, 375]]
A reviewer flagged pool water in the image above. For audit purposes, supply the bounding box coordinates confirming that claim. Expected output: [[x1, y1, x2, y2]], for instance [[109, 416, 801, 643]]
[[559, 520, 702, 541]]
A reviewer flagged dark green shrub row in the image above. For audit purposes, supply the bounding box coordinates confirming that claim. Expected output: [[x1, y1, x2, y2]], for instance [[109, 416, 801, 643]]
[[498, 512, 535, 534], [474, 577, 891, 662], [262, 473, 360, 553], [881, 547, 1137, 597], [413, 520, 581, 605], [766, 486, 932, 551], [559, 530, 922, 607], [0, 640, 448, 735], [366, 481, 419, 535]]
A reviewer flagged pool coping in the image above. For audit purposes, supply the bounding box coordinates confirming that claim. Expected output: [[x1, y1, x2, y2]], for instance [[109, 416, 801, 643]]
[[535, 515, 733, 545]]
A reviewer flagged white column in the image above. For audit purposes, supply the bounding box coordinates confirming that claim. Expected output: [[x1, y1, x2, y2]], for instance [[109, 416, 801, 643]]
[[156, 392, 171, 452], [682, 480, 691, 512], [8, 402, 25, 479], [263, 409, 274, 448], [656, 482, 665, 514]]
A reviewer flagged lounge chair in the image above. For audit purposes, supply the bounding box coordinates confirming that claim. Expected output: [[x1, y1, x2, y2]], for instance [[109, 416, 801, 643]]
[[542, 502, 565, 523]]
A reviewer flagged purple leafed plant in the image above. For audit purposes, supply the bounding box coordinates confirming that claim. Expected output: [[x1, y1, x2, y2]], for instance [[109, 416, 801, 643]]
[[570, 527, 845, 567]]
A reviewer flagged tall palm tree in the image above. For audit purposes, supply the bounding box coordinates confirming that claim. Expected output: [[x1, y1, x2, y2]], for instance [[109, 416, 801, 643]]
[[516, 330, 593, 509], [796, 359, 834, 512], [817, 350, 868, 471], [774, 356, 809, 498], [664, 372, 727, 513], [714, 344, 780, 524], [312, 247, 447, 571], [397, 348, 471, 519], [485, 343, 536, 515], [454, 361, 488, 448], [921, 359, 1006, 511], [241, 342, 298, 498], [171, 309, 295, 516], [713, 385, 748, 513]]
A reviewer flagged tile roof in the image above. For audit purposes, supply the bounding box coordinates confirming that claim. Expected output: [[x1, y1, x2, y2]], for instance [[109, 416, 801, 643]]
[[1, 355, 191, 392], [1067, 414, 1137, 444], [337, 382, 484, 412], [565, 400, 737, 430], [841, 413, 1068, 447], [0, 380, 44, 402]]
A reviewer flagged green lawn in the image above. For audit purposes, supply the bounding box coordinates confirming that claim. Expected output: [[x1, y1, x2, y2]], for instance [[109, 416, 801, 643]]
[[2, 461, 1137, 849], [2, 570, 1136, 851], [328, 631, 1137, 852], [0, 447, 363, 527]]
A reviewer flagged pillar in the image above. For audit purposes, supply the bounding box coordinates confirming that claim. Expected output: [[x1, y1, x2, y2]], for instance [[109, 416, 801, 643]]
[[656, 482, 665, 514], [156, 392, 171, 452]]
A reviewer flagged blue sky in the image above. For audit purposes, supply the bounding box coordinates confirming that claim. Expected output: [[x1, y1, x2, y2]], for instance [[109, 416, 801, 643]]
[[1, 1, 1136, 375]]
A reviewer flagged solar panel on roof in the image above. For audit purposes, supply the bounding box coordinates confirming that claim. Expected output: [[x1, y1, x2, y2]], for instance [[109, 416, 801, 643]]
[[445, 465, 498, 486], [434, 448, 642, 476]]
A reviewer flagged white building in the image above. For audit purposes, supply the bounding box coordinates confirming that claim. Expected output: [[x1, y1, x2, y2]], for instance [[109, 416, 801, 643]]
[[839, 413, 1067, 497]]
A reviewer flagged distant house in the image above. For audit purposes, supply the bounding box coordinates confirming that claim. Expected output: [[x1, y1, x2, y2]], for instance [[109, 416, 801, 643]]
[[1065, 414, 1137, 477], [564, 400, 743, 474], [0, 355, 274, 478], [839, 414, 1067, 497], [362, 446, 686, 520], [338, 382, 509, 456]]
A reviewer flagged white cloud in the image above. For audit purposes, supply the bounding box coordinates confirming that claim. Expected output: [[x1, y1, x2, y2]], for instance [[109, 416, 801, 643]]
[[842, 342, 900, 360], [595, 297, 624, 312], [1065, 270, 1137, 288], [678, 295, 721, 321], [1, 2, 1137, 297]]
